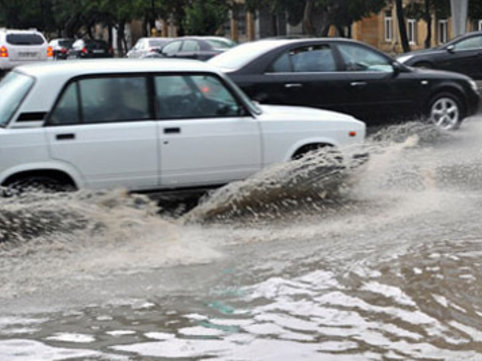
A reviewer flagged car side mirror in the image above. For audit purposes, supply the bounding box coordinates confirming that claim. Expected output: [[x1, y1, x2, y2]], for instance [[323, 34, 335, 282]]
[[446, 44, 455, 53], [392, 61, 403, 76]]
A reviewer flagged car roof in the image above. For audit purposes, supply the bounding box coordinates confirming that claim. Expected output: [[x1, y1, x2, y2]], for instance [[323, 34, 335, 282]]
[[16, 58, 219, 78]]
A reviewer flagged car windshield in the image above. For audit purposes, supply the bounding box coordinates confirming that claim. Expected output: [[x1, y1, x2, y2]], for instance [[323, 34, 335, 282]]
[[208, 40, 288, 70], [59, 39, 74, 48], [0, 71, 35, 127]]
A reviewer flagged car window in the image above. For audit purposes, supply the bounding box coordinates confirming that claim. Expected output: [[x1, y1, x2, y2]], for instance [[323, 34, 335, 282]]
[[268, 52, 292, 72], [290, 45, 337, 72], [205, 39, 235, 49], [454, 36, 482, 50], [79, 77, 150, 123], [6, 33, 45, 45], [182, 40, 200, 52], [337, 43, 393, 72], [49, 82, 79, 125], [154, 74, 245, 119], [0, 72, 34, 127], [162, 41, 182, 54]]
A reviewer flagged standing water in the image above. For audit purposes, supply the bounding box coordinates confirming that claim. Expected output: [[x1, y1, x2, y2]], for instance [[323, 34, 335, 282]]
[[0, 120, 481, 360]]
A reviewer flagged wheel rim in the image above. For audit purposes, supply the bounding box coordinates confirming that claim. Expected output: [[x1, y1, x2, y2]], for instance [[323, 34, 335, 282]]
[[430, 97, 460, 130]]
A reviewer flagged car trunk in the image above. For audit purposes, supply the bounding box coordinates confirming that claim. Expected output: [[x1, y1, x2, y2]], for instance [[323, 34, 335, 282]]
[[6, 33, 46, 61]]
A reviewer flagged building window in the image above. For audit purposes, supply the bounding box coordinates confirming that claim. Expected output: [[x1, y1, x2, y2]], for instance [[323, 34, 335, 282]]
[[407, 19, 417, 44], [384, 11, 393, 42], [438, 19, 448, 44]]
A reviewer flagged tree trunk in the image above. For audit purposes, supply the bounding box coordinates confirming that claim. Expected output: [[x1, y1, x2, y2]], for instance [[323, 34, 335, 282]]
[[303, 0, 315, 36], [117, 21, 126, 57], [395, 0, 410, 52], [424, 0, 432, 48]]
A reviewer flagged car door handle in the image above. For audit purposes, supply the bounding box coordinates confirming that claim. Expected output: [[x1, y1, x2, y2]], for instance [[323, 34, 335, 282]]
[[164, 127, 180, 134], [284, 83, 303, 88], [350, 81, 367, 87], [55, 133, 75, 140]]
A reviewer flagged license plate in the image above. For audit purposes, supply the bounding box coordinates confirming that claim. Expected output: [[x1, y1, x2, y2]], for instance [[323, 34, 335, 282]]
[[18, 52, 38, 58], [93, 49, 105, 53]]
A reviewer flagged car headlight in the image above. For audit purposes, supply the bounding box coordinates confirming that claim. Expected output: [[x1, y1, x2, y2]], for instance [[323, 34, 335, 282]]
[[469, 79, 478, 92], [397, 55, 413, 63]]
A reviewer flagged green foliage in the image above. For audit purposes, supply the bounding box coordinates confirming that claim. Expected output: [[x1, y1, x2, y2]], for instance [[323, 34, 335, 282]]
[[183, 0, 228, 35]]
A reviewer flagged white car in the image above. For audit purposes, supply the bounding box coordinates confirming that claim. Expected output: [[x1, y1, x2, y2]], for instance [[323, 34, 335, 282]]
[[0, 59, 365, 192], [0, 28, 51, 72]]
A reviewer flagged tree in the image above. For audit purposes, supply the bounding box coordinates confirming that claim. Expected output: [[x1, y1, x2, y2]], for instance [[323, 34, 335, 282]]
[[395, 0, 410, 52], [183, 0, 228, 35]]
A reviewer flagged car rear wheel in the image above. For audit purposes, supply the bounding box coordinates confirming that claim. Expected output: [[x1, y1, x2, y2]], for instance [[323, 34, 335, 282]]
[[428, 92, 464, 130]]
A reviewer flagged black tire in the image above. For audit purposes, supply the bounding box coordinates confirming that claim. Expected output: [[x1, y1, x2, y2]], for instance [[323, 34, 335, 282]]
[[427, 92, 465, 130], [3, 175, 74, 196]]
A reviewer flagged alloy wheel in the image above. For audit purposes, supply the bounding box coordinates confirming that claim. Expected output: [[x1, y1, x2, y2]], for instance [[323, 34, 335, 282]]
[[430, 97, 460, 130]]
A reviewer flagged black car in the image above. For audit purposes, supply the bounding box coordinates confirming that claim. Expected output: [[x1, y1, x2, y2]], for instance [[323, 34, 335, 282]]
[[208, 38, 480, 130], [68, 39, 113, 59], [155, 36, 236, 61], [48, 38, 74, 59], [397, 31, 482, 80]]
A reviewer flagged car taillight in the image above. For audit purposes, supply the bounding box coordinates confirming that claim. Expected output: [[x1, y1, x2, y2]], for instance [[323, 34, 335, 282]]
[[81, 47, 88, 54], [47, 46, 53, 57], [0, 46, 8, 58], [349, 131, 357, 137], [60, 47, 68, 54]]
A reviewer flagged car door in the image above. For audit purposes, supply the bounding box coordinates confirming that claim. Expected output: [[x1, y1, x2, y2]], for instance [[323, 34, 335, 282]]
[[153, 73, 262, 188], [45, 75, 159, 190], [444, 35, 482, 79], [251, 43, 346, 112], [333, 42, 415, 123]]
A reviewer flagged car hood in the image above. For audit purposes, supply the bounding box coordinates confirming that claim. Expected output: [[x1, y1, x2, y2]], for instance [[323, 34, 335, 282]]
[[397, 47, 444, 61], [258, 104, 364, 125], [409, 66, 473, 81]]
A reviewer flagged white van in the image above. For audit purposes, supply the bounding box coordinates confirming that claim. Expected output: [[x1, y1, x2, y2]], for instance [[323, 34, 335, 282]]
[[0, 29, 51, 72]]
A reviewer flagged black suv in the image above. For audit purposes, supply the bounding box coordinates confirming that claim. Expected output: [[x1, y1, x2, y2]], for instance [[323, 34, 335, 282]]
[[209, 38, 480, 130]]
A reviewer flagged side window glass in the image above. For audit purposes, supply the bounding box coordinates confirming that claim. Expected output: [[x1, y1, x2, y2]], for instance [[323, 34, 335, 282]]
[[163, 41, 182, 54], [183, 40, 200, 52], [290, 45, 336, 72], [79, 77, 150, 123], [338, 43, 393, 72], [454, 36, 482, 50], [154, 74, 244, 119], [49, 82, 80, 125], [268, 52, 292, 73]]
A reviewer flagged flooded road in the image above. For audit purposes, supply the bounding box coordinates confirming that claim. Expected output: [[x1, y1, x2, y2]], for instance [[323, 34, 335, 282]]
[[0, 119, 481, 360]]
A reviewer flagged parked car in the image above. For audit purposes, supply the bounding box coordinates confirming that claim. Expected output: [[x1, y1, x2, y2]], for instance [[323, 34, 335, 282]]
[[155, 36, 236, 61], [126, 37, 172, 58], [397, 31, 482, 80], [209, 38, 480, 130], [68, 39, 113, 59], [0, 28, 51, 72], [48, 38, 74, 59], [0, 59, 364, 193]]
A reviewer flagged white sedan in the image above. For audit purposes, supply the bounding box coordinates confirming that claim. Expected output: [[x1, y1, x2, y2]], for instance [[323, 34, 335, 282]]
[[0, 59, 365, 192]]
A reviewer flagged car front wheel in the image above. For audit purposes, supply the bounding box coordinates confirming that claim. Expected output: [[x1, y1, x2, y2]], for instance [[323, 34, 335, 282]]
[[428, 92, 464, 130]]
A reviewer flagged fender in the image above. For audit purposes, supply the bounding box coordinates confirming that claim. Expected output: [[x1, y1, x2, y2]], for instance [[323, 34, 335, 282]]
[[283, 137, 340, 162], [0, 160, 86, 187]]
